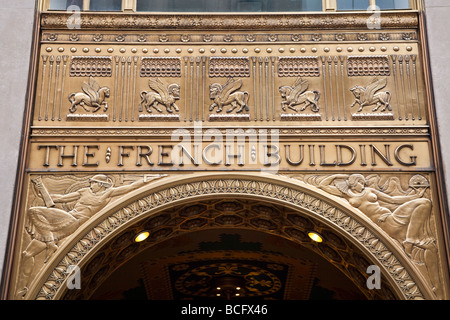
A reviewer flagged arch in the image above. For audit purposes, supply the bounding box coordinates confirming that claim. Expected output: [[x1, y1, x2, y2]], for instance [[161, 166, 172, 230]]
[[24, 172, 434, 300]]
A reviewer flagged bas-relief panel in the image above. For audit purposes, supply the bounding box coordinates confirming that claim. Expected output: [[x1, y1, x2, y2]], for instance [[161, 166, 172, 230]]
[[33, 46, 426, 126], [11, 172, 446, 300], [289, 172, 443, 296], [7, 11, 450, 300], [34, 19, 425, 127], [13, 173, 167, 298]]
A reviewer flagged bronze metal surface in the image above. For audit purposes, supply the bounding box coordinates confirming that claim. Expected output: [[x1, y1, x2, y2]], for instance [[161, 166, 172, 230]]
[[3, 8, 450, 301]]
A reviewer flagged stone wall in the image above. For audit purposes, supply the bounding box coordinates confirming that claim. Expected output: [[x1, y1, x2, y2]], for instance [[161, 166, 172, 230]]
[[424, 0, 450, 204], [0, 0, 35, 280]]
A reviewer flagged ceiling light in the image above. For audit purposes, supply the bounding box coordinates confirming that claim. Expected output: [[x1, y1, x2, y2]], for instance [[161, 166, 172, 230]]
[[212, 276, 246, 299], [134, 231, 150, 243], [308, 231, 323, 243]]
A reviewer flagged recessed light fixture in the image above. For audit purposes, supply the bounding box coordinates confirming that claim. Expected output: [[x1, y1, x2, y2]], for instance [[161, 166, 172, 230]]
[[308, 231, 323, 243], [212, 277, 245, 299], [134, 231, 150, 243]]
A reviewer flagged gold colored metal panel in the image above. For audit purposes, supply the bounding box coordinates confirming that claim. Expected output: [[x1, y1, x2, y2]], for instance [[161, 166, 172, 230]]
[[35, 31, 426, 128], [3, 10, 450, 301], [26, 140, 433, 172]]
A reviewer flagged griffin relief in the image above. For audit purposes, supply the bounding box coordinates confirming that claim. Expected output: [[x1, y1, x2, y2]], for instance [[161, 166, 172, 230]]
[[139, 78, 180, 114], [68, 77, 110, 113], [279, 77, 320, 113], [350, 78, 392, 112], [209, 78, 250, 113]]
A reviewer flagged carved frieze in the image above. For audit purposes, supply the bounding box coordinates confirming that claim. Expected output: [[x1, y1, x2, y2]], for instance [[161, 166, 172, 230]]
[[33, 44, 427, 125], [29, 126, 430, 138], [37, 55, 70, 122], [279, 77, 320, 113], [42, 31, 418, 45], [40, 12, 420, 30], [390, 54, 423, 121]]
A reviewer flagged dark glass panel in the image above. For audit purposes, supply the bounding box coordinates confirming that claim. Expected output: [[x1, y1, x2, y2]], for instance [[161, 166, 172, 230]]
[[50, 0, 83, 10], [136, 0, 322, 12], [377, 0, 410, 9], [337, 0, 370, 10], [90, 0, 122, 11]]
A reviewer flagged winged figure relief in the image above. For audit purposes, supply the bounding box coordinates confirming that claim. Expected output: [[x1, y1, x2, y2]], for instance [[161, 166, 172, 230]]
[[209, 78, 250, 113], [350, 78, 392, 112], [139, 78, 180, 114], [279, 77, 320, 113], [68, 77, 110, 113]]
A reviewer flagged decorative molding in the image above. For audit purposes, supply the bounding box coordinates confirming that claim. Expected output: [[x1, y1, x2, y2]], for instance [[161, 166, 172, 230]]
[[281, 114, 322, 121], [40, 12, 419, 31], [29, 126, 430, 137], [61, 203, 398, 300], [41, 31, 419, 44], [66, 114, 109, 122], [351, 113, 395, 121], [209, 114, 251, 121], [139, 114, 180, 121]]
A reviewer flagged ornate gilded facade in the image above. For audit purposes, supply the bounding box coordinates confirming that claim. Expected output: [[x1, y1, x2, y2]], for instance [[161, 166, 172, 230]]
[[1, 0, 449, 301]]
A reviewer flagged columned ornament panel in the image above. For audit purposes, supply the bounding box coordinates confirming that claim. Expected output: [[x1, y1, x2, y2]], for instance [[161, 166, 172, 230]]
[[5, 11, 450, 300]]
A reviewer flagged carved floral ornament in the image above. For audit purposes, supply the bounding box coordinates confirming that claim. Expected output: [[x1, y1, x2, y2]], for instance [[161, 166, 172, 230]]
[[40, 12, 419, 30], [19, 172, 441, 300], [43, 31, 418, 44]]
